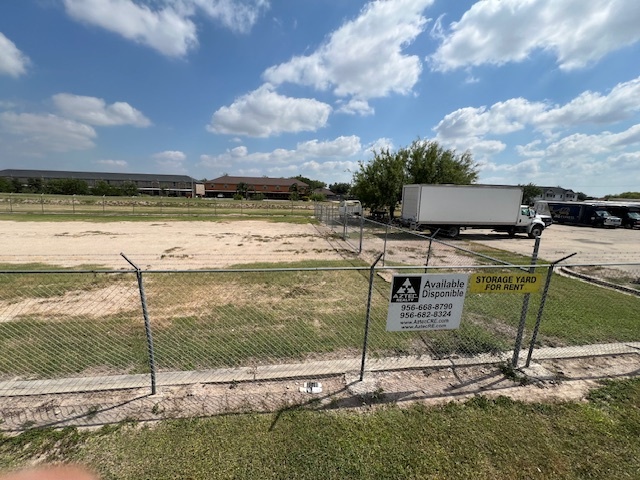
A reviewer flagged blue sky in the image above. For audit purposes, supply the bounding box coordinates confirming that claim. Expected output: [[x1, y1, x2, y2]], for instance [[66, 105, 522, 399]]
[[1, 0, 639, 197]]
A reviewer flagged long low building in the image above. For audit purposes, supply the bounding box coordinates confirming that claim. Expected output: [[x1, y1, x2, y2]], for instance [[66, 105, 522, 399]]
[[0, 169, 313, 199], [0, 169, 199, 196], [203, 175, 309, 199]]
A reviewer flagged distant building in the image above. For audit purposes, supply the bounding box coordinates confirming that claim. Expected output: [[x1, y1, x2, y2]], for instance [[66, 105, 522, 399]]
[[203, 175, 309, 199], [533, 187, 577, 202], [313, 187, 338, 200], [0, 169, 199, 196]]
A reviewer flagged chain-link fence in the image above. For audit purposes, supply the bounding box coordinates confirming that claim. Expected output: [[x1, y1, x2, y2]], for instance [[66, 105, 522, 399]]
[[0, 255, 640, 428], [0, 193, 315, 217], [1, 211, 639, 429]]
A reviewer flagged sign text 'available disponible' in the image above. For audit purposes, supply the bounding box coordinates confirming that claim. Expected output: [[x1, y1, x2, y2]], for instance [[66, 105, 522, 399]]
[[386, 274, 468, 331]]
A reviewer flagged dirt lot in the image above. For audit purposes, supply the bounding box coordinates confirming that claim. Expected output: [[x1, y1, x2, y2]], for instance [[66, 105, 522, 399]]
[[0, 220, 352, 269]]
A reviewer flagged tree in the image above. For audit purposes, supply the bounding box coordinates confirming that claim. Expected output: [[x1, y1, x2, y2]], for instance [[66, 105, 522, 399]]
[[25, 177, 45, 194], [236, 182, 249, 199], [292, 175, 326, 191], [351, 148, 406, 218], [351, 140, 479, 219], [605, 191, 640, 200], [329, 182, 350, 196], [404, 140, 478, 185], [288, 182, 300, 201], [44, 178, 89, 195], [520, 183, 542, 205], [119, 181, 139, 196], [0, 177, 13, 193]]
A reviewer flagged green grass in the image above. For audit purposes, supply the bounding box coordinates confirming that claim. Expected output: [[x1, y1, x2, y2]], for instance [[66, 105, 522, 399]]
[[1, 378, 639, 479]]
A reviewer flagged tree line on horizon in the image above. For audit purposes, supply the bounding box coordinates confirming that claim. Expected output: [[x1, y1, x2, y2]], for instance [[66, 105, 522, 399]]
[[0, 177, 139, 196]]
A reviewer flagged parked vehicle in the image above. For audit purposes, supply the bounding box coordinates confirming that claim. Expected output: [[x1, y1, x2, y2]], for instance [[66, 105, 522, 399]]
[[534, 201, 622, 228], [400, 184, 547, 238], [338, 199, 362, 218], [600, 204, 640, 229]]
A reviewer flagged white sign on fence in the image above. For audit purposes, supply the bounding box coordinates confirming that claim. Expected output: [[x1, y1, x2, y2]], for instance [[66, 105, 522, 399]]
[[386, 273, 469, 331]]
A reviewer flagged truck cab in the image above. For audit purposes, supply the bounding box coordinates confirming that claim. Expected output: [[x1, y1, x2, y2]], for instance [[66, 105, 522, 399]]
[[510, 206, 547, 238], [590, 210, 621, 228]]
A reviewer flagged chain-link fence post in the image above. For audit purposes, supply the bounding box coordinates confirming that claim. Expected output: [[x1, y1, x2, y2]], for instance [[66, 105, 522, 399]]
[[359, 214, 364, 254], [382, 222, 389, 266], [121, 253, 157, 394], [359, 253, 384, 381], [525, 253, 577, 367], [512, 236, 541, 367]]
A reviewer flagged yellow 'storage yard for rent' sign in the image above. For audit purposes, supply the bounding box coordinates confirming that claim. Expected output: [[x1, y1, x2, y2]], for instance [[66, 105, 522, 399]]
[[468, 273, 543, 293]]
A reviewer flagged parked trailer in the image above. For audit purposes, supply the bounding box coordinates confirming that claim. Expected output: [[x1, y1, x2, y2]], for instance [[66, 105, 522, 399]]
[[533, 201, 622, 228], [401, 184, 546, 238]]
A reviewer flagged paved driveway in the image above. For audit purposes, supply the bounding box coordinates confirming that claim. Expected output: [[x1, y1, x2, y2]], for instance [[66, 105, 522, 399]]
[[456, 224, 640, 265]]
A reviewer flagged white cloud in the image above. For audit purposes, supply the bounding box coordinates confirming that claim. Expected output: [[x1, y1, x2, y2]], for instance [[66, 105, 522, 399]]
[[431, 0, 640, 71], [296, 136, 362, 157], [152, 150, 188, 172], [606, 151, 640, 169], [64, 0, 198, 57], [208, 84, 332, 137], [544, 124, 640, 160], [435, 98, 546, 140], [336, 99, 374, 116], [534, 77, 640, 128], [199, 135, 362, 171], [263, 0, 432, 100], [53, 93, 152, 127], [188, 0, 269, 34], [0, 112, 96, 153], [95, 159, 128, 167], [153, 150, 187, 162], [0, 32, 30, 77], [367, 137, 395, 153], [63, 0, 268, 57], [434, 76, 640, 147]]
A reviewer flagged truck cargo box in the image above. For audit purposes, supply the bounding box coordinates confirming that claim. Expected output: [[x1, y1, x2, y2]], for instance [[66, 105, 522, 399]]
[[401, 184, 523, 226]]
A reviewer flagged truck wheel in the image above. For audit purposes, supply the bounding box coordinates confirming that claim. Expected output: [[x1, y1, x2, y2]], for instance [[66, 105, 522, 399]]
[[507, 227, 516, 237], [446, 226, 460, 238], [528, 225, 543, 238]]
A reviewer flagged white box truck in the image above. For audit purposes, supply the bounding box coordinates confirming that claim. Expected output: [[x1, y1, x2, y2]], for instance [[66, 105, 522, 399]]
[[401, 184, 547, 238]]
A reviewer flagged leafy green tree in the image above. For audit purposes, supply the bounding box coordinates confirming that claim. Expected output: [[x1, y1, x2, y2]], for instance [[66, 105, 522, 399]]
[[520, 183, 542, 205], [236, 182, 249, 199], [292, 175, 325, 191], [0, 177, 15, 193], [404, 140, 478, 185], [45, 178, 89, 195], [329, 182, 350, 196], [92, 180, 117, 196], [351, 148, 406, 218], [288, 182, 300, 201], [351, 140, 479, 219], [25, 177, 45, 194], [605, 191, 640, 200], [119, 181, 139, 196], [11, 178, 22, 193]]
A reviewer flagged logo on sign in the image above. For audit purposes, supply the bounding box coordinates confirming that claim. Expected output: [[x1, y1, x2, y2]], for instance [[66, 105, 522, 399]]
[[390, 276, 421, 303]]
